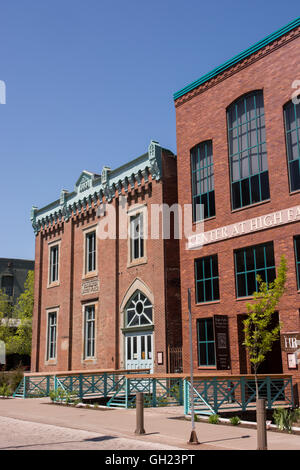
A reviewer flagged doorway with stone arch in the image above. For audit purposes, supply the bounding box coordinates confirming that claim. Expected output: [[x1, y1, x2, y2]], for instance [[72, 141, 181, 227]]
[[120, 279, 154, 373]]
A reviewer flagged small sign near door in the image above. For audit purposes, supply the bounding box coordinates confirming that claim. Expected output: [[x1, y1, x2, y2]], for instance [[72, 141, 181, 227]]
[[157, 351, 163, 365], [280, 333, 300, 353]]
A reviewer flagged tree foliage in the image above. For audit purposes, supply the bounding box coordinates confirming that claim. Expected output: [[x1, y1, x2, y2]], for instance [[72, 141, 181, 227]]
[[0, 289, 14, 349], [0, 271, 34, 357], [243, 255, 287, 397]]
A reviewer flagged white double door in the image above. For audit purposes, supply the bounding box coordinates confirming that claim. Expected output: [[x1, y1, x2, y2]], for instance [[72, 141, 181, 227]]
[[125, 331, 153, 373]]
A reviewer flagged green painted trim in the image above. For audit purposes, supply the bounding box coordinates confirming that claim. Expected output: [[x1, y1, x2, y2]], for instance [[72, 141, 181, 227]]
[[31, 140, 169, 234], [174, 17, 300, 101]]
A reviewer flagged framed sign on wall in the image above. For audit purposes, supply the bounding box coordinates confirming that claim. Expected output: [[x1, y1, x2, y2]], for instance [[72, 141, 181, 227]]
[[157, 352, 163, 365], [287, 353, 297, 370]]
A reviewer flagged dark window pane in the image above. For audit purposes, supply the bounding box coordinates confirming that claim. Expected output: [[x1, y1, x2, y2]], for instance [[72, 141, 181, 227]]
[[246, 248, 255, 271], [199, 343, 207, 365], [232, 181, 241, 209], [235, 250, 245, 273], [198, 320, 206, 342], [260, 171, 270, 200], [290, 160, 300, 192], [212, 256, 219, 277], [247, 272, 256, 296], [206, 319, 214, 341], [237, 273, 247, 297], [201, 192, 208, 219], [266, 268, 276, 285], [265, 243, 275, 267], [250, 174, 260, 203], [195, 259, 204, 281], [241, 178, 250, 206], [255, 245, 265, 269], [207, 343, 216, 366], [204, 280, 212, 302], [127, 338, 131, 360], [204, 257, 211, 278], [209, 191, 216, 217], [213, 278, 220, 300], [196, 281, 204, 303]]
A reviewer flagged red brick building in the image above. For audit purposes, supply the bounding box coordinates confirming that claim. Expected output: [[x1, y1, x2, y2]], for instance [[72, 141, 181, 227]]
[[30, 141, 182, 373], [174, 18, 300, 392]]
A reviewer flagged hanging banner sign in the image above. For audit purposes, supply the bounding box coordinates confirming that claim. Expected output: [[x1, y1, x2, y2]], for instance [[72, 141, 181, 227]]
[[213, 315, 231, 370]]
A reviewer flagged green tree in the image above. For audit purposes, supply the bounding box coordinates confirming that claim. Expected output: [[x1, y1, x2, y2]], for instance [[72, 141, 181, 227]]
[[8, 271, 34, 356], [243, 255, 287, 399], [0, 288, 14, 353]]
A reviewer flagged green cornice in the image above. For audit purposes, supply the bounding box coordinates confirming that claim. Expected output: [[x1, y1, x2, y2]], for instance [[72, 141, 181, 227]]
[[31, 140, 167, 234], [173, 17, 300, 101]]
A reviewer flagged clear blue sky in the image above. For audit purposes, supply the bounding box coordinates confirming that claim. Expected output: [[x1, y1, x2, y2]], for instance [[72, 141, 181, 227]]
[[0, 0, 298, 259]]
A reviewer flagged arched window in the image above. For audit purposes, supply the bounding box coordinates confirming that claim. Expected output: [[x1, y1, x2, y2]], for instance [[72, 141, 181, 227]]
[[125, 291, 153, 328], [191, 140, 215, 221], [227, 91, 270, 210], [283, 100, 300, 192]]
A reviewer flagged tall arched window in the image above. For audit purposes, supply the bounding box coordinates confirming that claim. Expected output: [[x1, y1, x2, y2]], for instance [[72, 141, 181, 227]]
[[191, 140, 215, 221], [125, 291, 153, 328], [227, 91, 270, 210], [283, 100, 300, 192]]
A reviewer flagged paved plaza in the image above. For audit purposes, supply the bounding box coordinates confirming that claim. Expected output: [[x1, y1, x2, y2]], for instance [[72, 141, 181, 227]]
[[0, 398, 300, 450]]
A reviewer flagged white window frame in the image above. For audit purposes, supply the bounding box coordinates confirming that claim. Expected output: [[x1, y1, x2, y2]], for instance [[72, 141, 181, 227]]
[[83, 225, 97, 278], [82, 302, 97, 361], [48, 240, 61, 287], [46, 308, 58, 362], [127, 204, 147, 267]]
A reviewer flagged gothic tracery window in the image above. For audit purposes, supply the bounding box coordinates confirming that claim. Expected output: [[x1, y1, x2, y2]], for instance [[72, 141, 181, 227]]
[[125, 291, 153, 327]]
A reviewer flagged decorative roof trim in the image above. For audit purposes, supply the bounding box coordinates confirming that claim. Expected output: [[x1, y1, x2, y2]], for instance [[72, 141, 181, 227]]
[[174, 17, 300, 105], [31, 140, 164, 234]]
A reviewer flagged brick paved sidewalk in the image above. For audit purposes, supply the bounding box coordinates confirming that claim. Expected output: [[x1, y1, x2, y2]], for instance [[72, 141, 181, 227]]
[[0, 398, 299, 450]]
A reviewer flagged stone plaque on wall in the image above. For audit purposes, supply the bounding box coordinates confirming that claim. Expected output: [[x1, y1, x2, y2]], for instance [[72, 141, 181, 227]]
[[81, 279, 99, 295]]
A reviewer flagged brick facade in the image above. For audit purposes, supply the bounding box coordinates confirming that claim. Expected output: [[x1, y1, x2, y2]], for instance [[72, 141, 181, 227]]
[[175, 24, 300, 396], [31, 145, 182, 373]]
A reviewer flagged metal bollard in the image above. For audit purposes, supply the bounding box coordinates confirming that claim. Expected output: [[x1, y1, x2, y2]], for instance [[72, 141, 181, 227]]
[[135, 392, 145, 435], [256, 398, 267, 450]]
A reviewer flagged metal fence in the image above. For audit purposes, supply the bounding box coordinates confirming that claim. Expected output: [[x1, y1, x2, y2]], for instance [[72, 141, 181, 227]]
[[184, 375, 294, 415], [13, 372, 294, 416]]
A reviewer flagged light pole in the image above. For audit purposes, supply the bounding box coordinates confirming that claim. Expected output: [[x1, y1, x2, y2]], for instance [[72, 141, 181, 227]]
[[187, 288, 199, 445]]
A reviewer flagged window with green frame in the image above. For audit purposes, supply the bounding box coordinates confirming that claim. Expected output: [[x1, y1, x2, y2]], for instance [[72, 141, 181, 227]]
[[191, 140, 215, 221], [234, 242, 276, 298], [294, 236, 300, 289], [197, 318, 216, 366], [195, 255, 219, 303], [284, 100, 300, 192], [227, 90, 270, 210]]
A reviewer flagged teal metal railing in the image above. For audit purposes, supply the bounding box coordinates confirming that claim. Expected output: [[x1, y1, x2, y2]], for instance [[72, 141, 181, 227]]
[[107, 376, 184, 408], [13, 372, 294, 415], [13, 369, 150, 399], [184, 375, 294, 415]]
